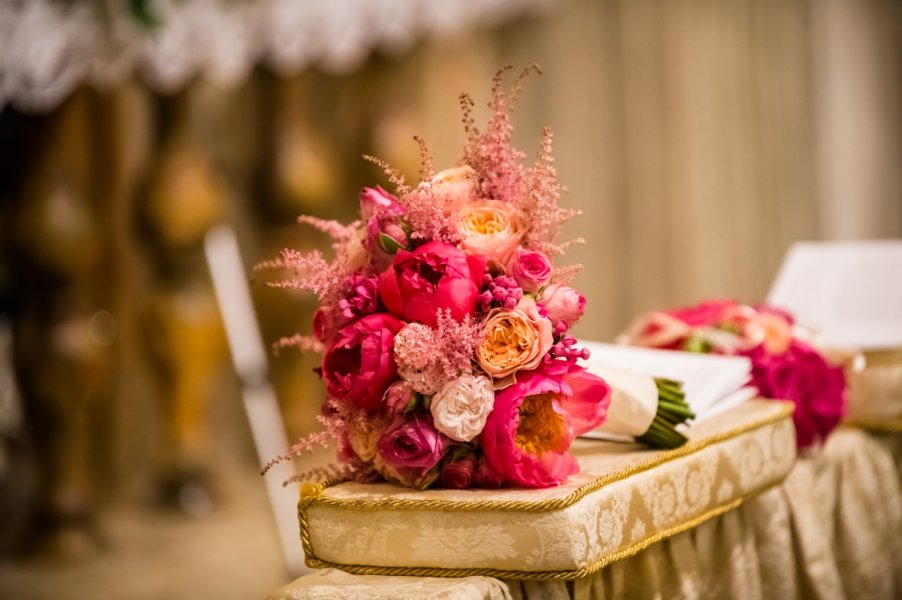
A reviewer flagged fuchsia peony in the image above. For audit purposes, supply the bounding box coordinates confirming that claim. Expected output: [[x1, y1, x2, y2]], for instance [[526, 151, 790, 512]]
[[744, 340, 846, 450], [481, 363, 611, 488], [379, 241, 486, 327], [321, 313, 405, 410]]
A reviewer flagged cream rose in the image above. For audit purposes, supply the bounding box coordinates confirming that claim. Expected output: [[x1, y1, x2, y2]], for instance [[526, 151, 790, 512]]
[[477, 297, 553, 388], [429, 374, 495, 442], [457, 199, 524, 266], [430, 166, 478, 213]]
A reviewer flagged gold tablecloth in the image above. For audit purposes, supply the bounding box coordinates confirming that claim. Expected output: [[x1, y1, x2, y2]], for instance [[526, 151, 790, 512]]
[[272, 407, 902, 599]]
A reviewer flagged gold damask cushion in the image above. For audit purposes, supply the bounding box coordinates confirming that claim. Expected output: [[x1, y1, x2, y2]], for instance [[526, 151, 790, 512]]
[[298, 400, 796, 580]]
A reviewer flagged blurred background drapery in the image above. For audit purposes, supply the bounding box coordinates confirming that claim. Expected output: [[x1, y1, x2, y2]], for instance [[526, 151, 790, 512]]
[[0, 0, 899, 597]]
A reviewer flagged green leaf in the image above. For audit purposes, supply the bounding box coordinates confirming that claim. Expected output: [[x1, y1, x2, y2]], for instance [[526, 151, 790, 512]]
[[379, 233, 405, 254]]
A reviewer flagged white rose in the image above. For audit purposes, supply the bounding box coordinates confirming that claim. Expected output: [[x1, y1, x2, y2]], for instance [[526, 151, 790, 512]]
[[429, 374, 495, 442]]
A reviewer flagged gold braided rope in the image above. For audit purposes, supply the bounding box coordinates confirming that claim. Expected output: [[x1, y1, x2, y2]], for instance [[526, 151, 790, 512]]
[[842, 418, 902, 433], [299, 483, 780, 581], [298, 402, 793, 514], [297, 403, 795, 581]]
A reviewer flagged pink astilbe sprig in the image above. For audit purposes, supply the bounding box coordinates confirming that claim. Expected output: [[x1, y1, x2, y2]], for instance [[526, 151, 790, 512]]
[[413, 135, 435, 180], [281, 463, 357, 488], [363, 154, 411, 197], [273, 333, 324, 355], [461, 65, 528, 203], [297, 215, 360, 248], [260, 399, 354, 476], [551, 263, 584, 285], [518, 127, 579, 256], [434, 310, 484, 380], [398, 184, 462, 244], [394, 311, 483, 392], [256, 248, 348, 306]]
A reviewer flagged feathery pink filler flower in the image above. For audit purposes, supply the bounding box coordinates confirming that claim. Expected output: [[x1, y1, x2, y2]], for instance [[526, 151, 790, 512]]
[[481, 362, 611, 488]]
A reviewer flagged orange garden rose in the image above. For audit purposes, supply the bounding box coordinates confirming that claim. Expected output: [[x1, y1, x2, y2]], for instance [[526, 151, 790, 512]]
[[457, 199, 524, 267], [477, 297, 553, 388]]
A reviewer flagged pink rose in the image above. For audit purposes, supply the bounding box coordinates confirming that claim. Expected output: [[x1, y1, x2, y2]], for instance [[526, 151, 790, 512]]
[[321, 313, 405, 409], [359, 185, 397, 222], [360, 187, 410, 271], [480, 362, 611, 488], [377, 412, 450, 471], [379, 241, 485, 327], [745, 340, 846, 450], [616, 311, 693, 350], [539, 284, 586, 328], [508, 249, 552, 293], [383, 380, 416, 415], [457, 199, 524, 266], [373, 454, 439, 489], [474, 455, 504, 489], [312, 305, 345, 344], [438, 450, 477, 489]]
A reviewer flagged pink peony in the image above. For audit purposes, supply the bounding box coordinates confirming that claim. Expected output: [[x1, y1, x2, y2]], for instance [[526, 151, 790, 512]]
[[321, 313, 405, 409], [438, 450, 477, 489], [667, 299, 740, 327], [379, 241, 485, 327], [539, 284, 586, 328], [508, 249, 553, 293], [480, 362, 611, 488], [745, 340, 846, 450], [377, 412, 450, 471]]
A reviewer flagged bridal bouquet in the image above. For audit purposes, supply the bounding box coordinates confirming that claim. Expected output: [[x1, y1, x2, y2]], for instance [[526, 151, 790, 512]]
[[262, 66, 691, 491], [619, 300, 848, 449]]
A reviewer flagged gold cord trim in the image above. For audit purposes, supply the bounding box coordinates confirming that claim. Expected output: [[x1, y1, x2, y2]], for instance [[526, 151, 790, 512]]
[[842, 418, 902, 433], [862, 349, 902, 366], [300, 402, 793, 514], [299, 482, 780, 581]]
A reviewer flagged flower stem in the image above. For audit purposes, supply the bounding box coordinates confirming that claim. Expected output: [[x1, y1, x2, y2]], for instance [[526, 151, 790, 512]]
[[636, 378, 696, 449]]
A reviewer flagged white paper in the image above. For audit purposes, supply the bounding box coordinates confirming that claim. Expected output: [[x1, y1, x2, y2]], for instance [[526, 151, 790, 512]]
[[587, 365, 659, 436], [581, 341, 754, 421], [767, 240, 902, 350]]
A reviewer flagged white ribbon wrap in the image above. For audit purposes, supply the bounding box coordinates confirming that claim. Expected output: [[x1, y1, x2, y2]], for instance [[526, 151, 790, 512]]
[[588, 364, 659, 437]]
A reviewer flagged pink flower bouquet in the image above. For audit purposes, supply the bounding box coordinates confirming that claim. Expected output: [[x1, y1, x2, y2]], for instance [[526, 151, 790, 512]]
[[261, 67, 693, 490], [619, 300, 848, 449]]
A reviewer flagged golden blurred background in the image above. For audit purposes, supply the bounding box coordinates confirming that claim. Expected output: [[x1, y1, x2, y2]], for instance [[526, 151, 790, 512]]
[[0, 0, 899, 597]]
